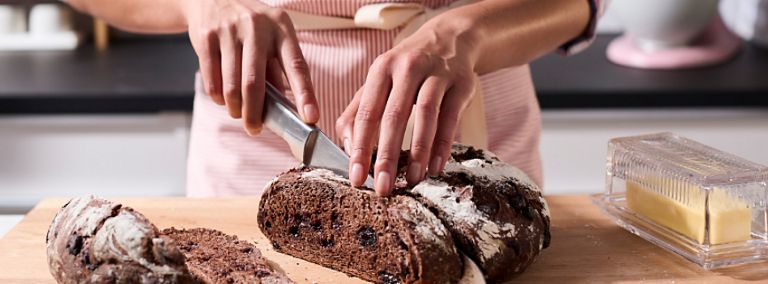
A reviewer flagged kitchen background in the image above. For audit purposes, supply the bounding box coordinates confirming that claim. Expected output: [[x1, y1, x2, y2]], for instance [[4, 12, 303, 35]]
[[1, 1, 767, 237]]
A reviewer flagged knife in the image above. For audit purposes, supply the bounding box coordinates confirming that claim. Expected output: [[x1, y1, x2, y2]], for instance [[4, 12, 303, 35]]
[[262, 82, 375, 188]]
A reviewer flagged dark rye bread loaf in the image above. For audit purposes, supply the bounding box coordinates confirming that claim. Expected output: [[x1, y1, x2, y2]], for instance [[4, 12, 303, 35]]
[[258, 144, 550, 283], [46, 196, 293, 284], [257, 168, 463, 284], [46, 196, 194, 283], [411, 144, 550, 283]]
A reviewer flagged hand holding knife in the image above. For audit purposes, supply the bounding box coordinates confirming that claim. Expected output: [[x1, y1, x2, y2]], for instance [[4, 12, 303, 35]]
[[262, 82, 375, 188]]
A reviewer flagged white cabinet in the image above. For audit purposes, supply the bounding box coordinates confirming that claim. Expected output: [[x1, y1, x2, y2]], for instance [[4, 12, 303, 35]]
[[1, 109, 766, 210], [540, 109, 768, 195], [0, 113, 191, 213], [0, 215, 22, 238]]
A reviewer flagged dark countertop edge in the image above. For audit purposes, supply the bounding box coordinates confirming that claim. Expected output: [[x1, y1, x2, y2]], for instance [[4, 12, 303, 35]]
[[1, 90, 767, 115], [1, 33, 767, 114], [0, 95, 193, 115], [538, 90, 768, 109]]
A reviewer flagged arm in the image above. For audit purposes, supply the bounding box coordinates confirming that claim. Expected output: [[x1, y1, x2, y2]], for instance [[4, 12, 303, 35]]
[[449, 0, 592, 74], [339, 0, 592, 195], [65, 0, 320, 134], [65, 0, 186, 34]]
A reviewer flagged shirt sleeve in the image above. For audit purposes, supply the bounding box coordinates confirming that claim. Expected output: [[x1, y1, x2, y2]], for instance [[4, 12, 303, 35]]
[[558, 0, 610, 55]]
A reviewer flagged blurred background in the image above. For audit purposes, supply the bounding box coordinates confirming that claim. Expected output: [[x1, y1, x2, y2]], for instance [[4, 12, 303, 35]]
[[0, 1, 767, 236]]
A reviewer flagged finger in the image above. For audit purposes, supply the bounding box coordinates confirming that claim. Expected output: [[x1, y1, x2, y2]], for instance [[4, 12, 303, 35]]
[[274, 15, 319, 124], [336, 88, 363, 156], [220, 28, 243, 119], [195, 30, 224, 105], [407, 76, 449, 185], [241, 32, 267, 136], [373, 72, 423, 196], [266, 58, 286, 93], [429, 76, 476, 176], [350, 63, 392, 188]]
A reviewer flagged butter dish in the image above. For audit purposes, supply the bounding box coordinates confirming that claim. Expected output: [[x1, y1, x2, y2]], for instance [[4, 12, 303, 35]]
[[593, 132, 768, 269]]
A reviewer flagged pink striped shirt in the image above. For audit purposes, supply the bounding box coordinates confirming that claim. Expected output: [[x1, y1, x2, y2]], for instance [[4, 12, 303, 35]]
[[186, 0, 607, 197]]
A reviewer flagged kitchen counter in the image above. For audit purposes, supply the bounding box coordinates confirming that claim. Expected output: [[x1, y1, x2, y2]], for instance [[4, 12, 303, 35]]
[[531, 37, 768, 108], [1, 195, 767, 283], [1, 35, 766, 114], [0, 38, 197, 114]]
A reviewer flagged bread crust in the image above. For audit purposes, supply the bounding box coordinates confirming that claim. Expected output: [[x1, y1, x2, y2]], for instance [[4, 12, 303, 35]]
[[46, 196, 194, 284], [413, 145, 551, 282]]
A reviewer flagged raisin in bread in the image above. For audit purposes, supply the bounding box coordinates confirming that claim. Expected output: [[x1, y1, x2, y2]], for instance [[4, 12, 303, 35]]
[[46, 196, 293, 284], [258, 144, 550, 283]]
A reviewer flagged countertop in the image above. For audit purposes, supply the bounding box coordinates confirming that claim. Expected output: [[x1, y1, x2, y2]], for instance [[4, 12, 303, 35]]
[[1, 195, 767, 283], [531, 37, 768, 108], [1, 35, 767, 114], [0, 38, 197, 114]]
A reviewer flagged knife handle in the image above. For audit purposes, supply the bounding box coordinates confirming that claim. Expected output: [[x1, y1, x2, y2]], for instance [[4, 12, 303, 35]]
[[262, 82, 318, 162]]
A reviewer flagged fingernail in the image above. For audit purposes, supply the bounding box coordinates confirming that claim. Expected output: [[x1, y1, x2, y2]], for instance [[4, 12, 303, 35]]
[[229, 109, 242, 119], [303, 104, 319, 123], [212, 96, 225, 105], [343, 138, 352, 155], [407, 161, 423, 184], [429, 156, 443, 176], [245, 127, 261, 136], [376, 171, 391, 196], [350, 163, 364, 186]]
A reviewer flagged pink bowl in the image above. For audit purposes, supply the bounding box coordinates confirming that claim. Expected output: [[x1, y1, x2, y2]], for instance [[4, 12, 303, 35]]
[[607, 17, 742, 70]]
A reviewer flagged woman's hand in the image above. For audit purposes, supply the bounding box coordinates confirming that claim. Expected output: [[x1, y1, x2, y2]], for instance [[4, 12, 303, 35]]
[[336, 23, 481, 196], [182, 0, 319, 135]]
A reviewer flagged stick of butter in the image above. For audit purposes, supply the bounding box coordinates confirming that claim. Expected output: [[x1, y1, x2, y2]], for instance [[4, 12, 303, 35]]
[[626, 181, 751, 245]]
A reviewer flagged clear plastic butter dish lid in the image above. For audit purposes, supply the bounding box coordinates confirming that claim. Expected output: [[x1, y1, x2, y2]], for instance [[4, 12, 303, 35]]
[[592, 132, 768, 269]]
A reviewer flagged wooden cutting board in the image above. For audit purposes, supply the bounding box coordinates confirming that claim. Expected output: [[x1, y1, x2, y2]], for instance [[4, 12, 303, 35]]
[[1, 195, 767, 283]]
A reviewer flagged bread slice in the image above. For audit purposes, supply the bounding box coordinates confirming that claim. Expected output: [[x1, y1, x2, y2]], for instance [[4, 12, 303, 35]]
[[46, 196, 293, 284], [163, 228, 293, 284], [257, 168, 463, 284]]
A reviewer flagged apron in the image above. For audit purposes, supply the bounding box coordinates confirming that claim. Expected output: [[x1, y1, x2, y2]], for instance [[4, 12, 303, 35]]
[[186, 0, 543, 196]]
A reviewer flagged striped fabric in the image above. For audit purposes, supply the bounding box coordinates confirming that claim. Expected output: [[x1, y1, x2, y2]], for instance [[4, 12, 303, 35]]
[[186, 0, 606, 197], [261, 0, 457, 17]]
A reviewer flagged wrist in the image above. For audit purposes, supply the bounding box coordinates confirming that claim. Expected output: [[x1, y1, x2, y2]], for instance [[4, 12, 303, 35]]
[[418, 11, 485, 70], [174, 0, 194, 28]]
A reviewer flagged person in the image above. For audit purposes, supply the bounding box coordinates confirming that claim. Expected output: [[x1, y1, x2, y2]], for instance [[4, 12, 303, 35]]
[[64, 0, 607, 197]]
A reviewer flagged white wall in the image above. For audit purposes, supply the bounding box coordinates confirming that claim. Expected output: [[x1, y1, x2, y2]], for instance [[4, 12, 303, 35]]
[[540, 109, 768, 195]]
